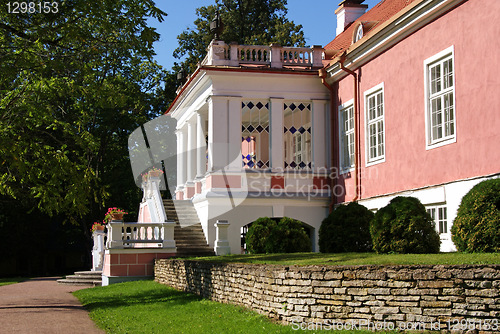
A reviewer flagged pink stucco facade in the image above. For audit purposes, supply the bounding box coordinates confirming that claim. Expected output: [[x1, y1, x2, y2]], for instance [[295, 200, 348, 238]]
[[335, 0, 500, 202]]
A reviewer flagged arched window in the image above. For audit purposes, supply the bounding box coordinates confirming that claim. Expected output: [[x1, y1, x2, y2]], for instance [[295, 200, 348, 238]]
[[354, 23, 363, 43]]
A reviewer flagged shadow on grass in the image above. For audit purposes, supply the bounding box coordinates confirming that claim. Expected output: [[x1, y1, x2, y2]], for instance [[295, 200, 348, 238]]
[[76, 281, 202, 312]]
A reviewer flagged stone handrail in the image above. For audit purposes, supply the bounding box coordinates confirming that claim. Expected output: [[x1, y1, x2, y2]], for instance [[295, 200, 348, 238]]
[[203, 40, 324, 68], [106, 221, 176, 250]]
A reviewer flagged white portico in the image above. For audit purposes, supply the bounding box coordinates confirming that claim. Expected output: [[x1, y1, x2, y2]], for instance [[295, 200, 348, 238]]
[[168, 41, 331, 253]]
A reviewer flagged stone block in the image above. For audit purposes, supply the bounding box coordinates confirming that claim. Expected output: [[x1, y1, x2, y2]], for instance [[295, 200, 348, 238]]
[[421, 300, 452, 308], [418, 280, 454, 288], [324, 271, 343, 280], [368, 288, 391, 295]]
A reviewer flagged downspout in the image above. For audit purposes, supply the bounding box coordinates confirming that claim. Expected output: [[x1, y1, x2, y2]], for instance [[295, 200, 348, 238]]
[[319, 68, 337, 213], [339, 52, 360, 202]]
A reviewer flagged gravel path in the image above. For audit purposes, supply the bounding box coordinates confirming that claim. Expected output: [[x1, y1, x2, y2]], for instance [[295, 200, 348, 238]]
[[0, 277, 104, 334]]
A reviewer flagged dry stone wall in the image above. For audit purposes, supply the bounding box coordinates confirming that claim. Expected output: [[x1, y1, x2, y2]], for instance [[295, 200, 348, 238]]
[[155, 260, 500, 333]]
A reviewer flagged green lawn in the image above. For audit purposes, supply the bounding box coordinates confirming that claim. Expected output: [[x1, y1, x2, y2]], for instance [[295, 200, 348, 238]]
[[185, 252, 500, 266], [0, 277, 27, 286], [74, 280, 396, 334]]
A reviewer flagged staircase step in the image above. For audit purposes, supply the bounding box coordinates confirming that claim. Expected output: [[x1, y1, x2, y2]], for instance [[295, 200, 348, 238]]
[[57, 271, 102, 287]]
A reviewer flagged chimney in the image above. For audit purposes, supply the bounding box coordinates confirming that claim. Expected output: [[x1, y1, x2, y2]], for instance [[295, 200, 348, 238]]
[[335, 0, 368, 36]]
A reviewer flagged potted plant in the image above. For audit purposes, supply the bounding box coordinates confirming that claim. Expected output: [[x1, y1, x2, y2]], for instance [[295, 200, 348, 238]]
[[91, 221, 105, 232], [148, 167, 164, 178], [104, 207, 128, 223]]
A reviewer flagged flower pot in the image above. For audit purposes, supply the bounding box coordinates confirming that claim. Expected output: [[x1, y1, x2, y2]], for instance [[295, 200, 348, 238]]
[[110, 213, 124, 221], [148, 171, 162, 177], [95, 225, 105, 231]]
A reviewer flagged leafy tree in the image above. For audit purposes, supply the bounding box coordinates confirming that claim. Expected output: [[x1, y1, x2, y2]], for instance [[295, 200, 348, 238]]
[[245, 217, 277, 254], [173, 0, 306, 73], [451, 179, 500, 252], [0, 0, 167, 255]]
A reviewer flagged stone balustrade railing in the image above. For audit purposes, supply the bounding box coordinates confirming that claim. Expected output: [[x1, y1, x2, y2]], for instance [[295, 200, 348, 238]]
[[106, 221, 176, 250], [203, 40, 324, 68]]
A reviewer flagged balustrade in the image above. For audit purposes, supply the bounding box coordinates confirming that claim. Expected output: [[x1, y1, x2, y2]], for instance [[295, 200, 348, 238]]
[[203, 40, 324, 68], [106, 221, 176, 249]]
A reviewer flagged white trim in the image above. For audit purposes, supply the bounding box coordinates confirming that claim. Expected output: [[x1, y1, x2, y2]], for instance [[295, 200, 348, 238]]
[[338, 99, 355, 174], [424, 45, 456, 150], [364, 82, 386, 167]]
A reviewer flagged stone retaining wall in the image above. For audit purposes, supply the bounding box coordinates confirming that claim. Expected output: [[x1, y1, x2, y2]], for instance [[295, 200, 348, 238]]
[[155, 260, 500, 333]]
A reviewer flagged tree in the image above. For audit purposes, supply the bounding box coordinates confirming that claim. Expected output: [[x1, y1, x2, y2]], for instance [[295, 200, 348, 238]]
[[0, 1, 168, 274], [173, 0, 306, 73]]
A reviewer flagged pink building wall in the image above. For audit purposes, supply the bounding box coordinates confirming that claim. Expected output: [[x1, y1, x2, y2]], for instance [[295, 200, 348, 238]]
[[336, 0, 500, 202]]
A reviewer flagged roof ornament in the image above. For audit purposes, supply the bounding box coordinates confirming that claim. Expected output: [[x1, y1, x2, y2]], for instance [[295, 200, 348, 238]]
[[210, 6, 224, 40]]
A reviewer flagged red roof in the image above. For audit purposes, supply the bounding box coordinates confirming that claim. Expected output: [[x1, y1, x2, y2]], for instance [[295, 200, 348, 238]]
[[324, 0, 419, 60]]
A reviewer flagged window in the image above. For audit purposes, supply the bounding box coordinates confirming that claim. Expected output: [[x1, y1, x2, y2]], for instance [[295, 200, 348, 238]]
[[339, 101, 355, 172], [354, 24, 363, 43], [284, 102, 311, 170], [241, 101, 269, 169], [427, 205, 448, 234], [424, 46, 456, 149], [364, 83, 385, 165]]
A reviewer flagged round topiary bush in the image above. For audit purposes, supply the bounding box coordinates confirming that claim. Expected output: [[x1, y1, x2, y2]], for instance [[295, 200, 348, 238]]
[[370, 196, 440, 254], [265, 217, 311, 253], [451, 179, 500, 252], [319, 202, 374, 253], [245, 217, 310, 254], [245, 217, 276, 254]]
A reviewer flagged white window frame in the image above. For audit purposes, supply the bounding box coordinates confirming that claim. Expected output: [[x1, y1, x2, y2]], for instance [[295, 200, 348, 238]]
[[364, 83, 385, 166], [424, 46, 456, 150], [338, 99, 355, 174], [426, 204, 448, 235]]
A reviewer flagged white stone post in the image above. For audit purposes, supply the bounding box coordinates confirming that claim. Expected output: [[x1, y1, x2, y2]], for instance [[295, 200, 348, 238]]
[[161, 221, 177, 252], [214, 220, 231, 255], [270, 43, 283, 68], [311, 45, 324, 68], [106, 221, 124, 249], [207, 96, 229, 172], [91, 230, 106, 271], [227, 97, 242, 170], [312, 99, 328, 170], [270, 98, 284, 170], [187, 118, 197, 183], [175, 127, 187, 190], [229, 42, 239, 67], [196, 112, 206, 178]]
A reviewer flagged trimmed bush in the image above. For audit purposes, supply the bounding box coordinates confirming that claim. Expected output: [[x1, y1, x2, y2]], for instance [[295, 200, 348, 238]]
[[451, 179, 500, 252], [246, 217, 310, 254], [370, 196, 440, 254], [319, 202, 374, 253], [245, 217, 276, 254]]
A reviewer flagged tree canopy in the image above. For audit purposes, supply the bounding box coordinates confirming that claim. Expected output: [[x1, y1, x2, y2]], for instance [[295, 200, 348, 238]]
[[0, 0, 167, 220], [173, 0, 306, 73]]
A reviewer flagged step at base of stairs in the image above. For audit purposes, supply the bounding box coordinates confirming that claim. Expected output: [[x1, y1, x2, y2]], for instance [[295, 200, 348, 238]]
[[57, 271, 102, 287]]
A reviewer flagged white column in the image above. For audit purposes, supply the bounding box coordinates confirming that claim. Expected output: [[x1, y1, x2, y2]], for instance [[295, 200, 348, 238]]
[[312, 99, 328, 170], [228, 97, 242, 170], [186, 118, 196, 183], [270, 98, 284, 170], [196, 112, 206, 178], [207, 96, 229, 172], [175, 126, 187, 189], [214, 220, 231, 255]]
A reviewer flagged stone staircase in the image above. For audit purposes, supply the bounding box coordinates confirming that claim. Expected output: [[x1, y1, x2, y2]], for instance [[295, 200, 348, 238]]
[[57, 271, 102, 287], [163, 199, 215, 257]]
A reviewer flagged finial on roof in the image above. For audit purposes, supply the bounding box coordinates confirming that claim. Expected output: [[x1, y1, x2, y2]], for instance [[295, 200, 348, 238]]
[[210, 9, 224, 40]]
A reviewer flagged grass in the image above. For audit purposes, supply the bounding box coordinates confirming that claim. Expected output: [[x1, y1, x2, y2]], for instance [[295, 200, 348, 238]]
[[185, 252, 500, 266], [74, 280, 396, 334], [0, 277, 27, 286]]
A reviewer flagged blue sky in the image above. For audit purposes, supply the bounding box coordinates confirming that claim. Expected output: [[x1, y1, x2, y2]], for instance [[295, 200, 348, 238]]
[[149, 0, 380, 70]]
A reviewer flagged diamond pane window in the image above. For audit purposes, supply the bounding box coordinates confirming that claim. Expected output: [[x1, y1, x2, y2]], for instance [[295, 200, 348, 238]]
[[284, 102, 311, 170], [242, 101, 270, 169]]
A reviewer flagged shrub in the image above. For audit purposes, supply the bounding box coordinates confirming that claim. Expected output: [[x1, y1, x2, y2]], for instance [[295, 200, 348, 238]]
[[451, 179, 500, 252], [319, 202, 374, 253], [370, 196, 440, 254], [265, 217, 311, 253], [245, 217, 276, 254], [246, 217, 310, 254]]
